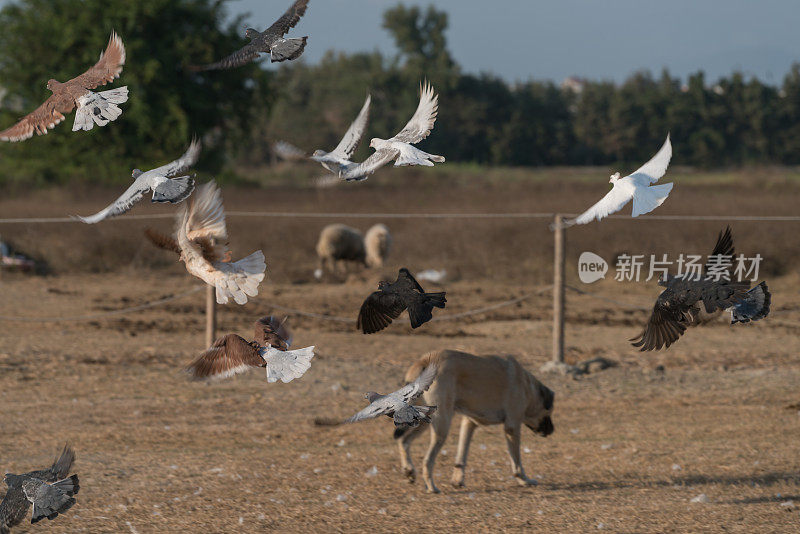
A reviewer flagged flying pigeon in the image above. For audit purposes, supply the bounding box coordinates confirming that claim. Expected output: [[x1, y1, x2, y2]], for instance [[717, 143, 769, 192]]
[[566, 134, 673, 226], [144, 181, 266, 305], [345, 364, 438, 438], [190, 0, 309, 71], [631, 227, 770, 351], [74, 139, 200, 224], [0, 32, 128, 141], [0, 445, 79, 533], [310, 93, 371, 174], [186, 316, 314, 382], [357, 268, 446, 334], [338, 82, 445, 181]]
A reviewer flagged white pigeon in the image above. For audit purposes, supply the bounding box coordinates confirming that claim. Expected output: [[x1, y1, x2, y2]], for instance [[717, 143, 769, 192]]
[[339, 82, 445, 181], [147, 181, 266, 305], [567, 134, 673, 226], [310, 93, 371, 174], [75, 139, 200, 224], [345, 364, 438, 436]]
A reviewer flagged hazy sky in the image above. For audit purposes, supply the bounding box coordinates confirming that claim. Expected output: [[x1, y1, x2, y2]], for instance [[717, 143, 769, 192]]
[[228, 0, 799, 84], [0, 0, 796, 83]]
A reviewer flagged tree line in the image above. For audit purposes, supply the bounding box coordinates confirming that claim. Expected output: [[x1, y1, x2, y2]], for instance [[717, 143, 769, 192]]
[[0, 1, 798, 186]]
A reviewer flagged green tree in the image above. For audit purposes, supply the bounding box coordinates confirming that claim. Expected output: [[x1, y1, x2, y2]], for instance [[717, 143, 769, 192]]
[[0, 0, 269, 185]]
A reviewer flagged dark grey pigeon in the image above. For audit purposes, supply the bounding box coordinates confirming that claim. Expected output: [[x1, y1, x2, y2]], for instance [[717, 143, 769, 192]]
[[0, 445, 79, 533], [631, 226, 768, 351], [357, 268, 446, 334], [190, 0, 309, 71], [345, 364, 438, 438]]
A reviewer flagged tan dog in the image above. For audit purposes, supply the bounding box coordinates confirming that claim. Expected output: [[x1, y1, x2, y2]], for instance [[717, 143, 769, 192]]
[[396, 350, 554, 493]]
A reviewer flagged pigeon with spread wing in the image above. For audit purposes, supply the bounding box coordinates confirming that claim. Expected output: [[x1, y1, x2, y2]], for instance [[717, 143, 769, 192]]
[[345, 364, 438, 438], [311, 93, 371, 174], [357, 268, 446, 334], [0, 445, 79, 533], [339, 82, 444, 181], [566, 134, 673, 226], [0, 32, 127, 141], [75, 139, 200, 224], [190, 0, 309, 71], [630, 226, 770, 351], [186, 316, 314, 383], [145, 181, 266, 305]]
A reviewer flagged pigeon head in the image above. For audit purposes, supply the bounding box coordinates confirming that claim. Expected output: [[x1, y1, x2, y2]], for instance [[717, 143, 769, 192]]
[[369, 138, 380, 149], [310, 149, 325, 159], [377, 280, 390, 291], [46, 79, 59, 91], [131, 169, 142, 178], [245, 28, 259, 39], [609, 172, 621, 184], [365, 391, 380, 402]]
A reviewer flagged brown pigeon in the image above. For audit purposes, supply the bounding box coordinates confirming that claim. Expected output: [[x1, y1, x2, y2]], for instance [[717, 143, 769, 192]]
[[0, 32, 127, 141]]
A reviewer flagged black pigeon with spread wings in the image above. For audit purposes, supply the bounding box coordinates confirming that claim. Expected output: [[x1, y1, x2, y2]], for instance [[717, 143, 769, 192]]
[[190, 0, 309, 71], [630, 226, 769, 351], [357, 268, 446, 334], [0, 445, 79, 533]]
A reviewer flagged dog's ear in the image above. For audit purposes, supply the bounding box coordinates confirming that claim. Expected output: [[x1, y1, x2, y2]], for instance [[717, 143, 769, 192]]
[[538, 382, 554, 411]]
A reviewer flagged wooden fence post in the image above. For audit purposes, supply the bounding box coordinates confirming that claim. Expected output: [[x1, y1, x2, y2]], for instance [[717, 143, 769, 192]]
[[552, 214, 565, 363], [205, 284, 216, 347]]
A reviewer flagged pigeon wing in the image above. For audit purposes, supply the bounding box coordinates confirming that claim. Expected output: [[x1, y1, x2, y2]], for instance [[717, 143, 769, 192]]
[[185, 334, 264, 380], [0, 486, 29, 531], [26, 445, 75, 482], [390, 81, 439, 144], [627, 134, 672, 184], [184, 181, 227, 242], [264, 0, 310, 39], [394, 364, 437, 403], [254, 316, 292, 350], [572, 182, 634, 225], [345, 395, 394, 423], [150, 138, 201, 178], [630, 301, 688, 351], [329, 94, 371, 160], [144, 228, 181, 254], [74, 177, 152, 224], [393, 268, 426, 293], [0, 93, 74, 142], [357, 290, 406, 334], [339, 147, 398, 181], [68, 32, 126, 90]]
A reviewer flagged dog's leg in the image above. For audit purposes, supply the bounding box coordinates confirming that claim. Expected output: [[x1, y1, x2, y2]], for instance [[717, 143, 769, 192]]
[[397, 422, 427, 483], [451, 417, 477, 488], [422, 412, 452, 494], [504, 425, 537, 486]]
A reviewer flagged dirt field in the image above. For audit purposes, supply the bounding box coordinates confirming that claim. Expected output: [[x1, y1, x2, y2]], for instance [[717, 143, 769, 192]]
[[1, 171, 799, 532]]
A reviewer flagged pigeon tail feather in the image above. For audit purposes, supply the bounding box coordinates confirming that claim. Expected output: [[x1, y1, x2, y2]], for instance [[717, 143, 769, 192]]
[[270, 36, 307, 62], [731, 281, 771, 324], [152, 175, 195, 204], [72, 87, 128, 131]]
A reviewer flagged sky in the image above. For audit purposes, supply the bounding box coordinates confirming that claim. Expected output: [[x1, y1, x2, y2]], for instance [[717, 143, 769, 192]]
[[227, 0, 799, 84], [0, 0, 796, 84]]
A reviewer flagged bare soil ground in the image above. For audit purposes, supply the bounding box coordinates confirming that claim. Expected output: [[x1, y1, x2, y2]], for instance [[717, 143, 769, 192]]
[[1, 171, 799, 532]]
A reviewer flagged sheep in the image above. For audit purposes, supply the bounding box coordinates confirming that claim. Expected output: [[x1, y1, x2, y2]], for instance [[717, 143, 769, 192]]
[[365, 223, 392, 268], [315, 224, 366, 278]]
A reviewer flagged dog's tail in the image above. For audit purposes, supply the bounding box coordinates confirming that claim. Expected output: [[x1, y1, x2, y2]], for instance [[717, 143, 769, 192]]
[[404, 351, 443, 384]]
